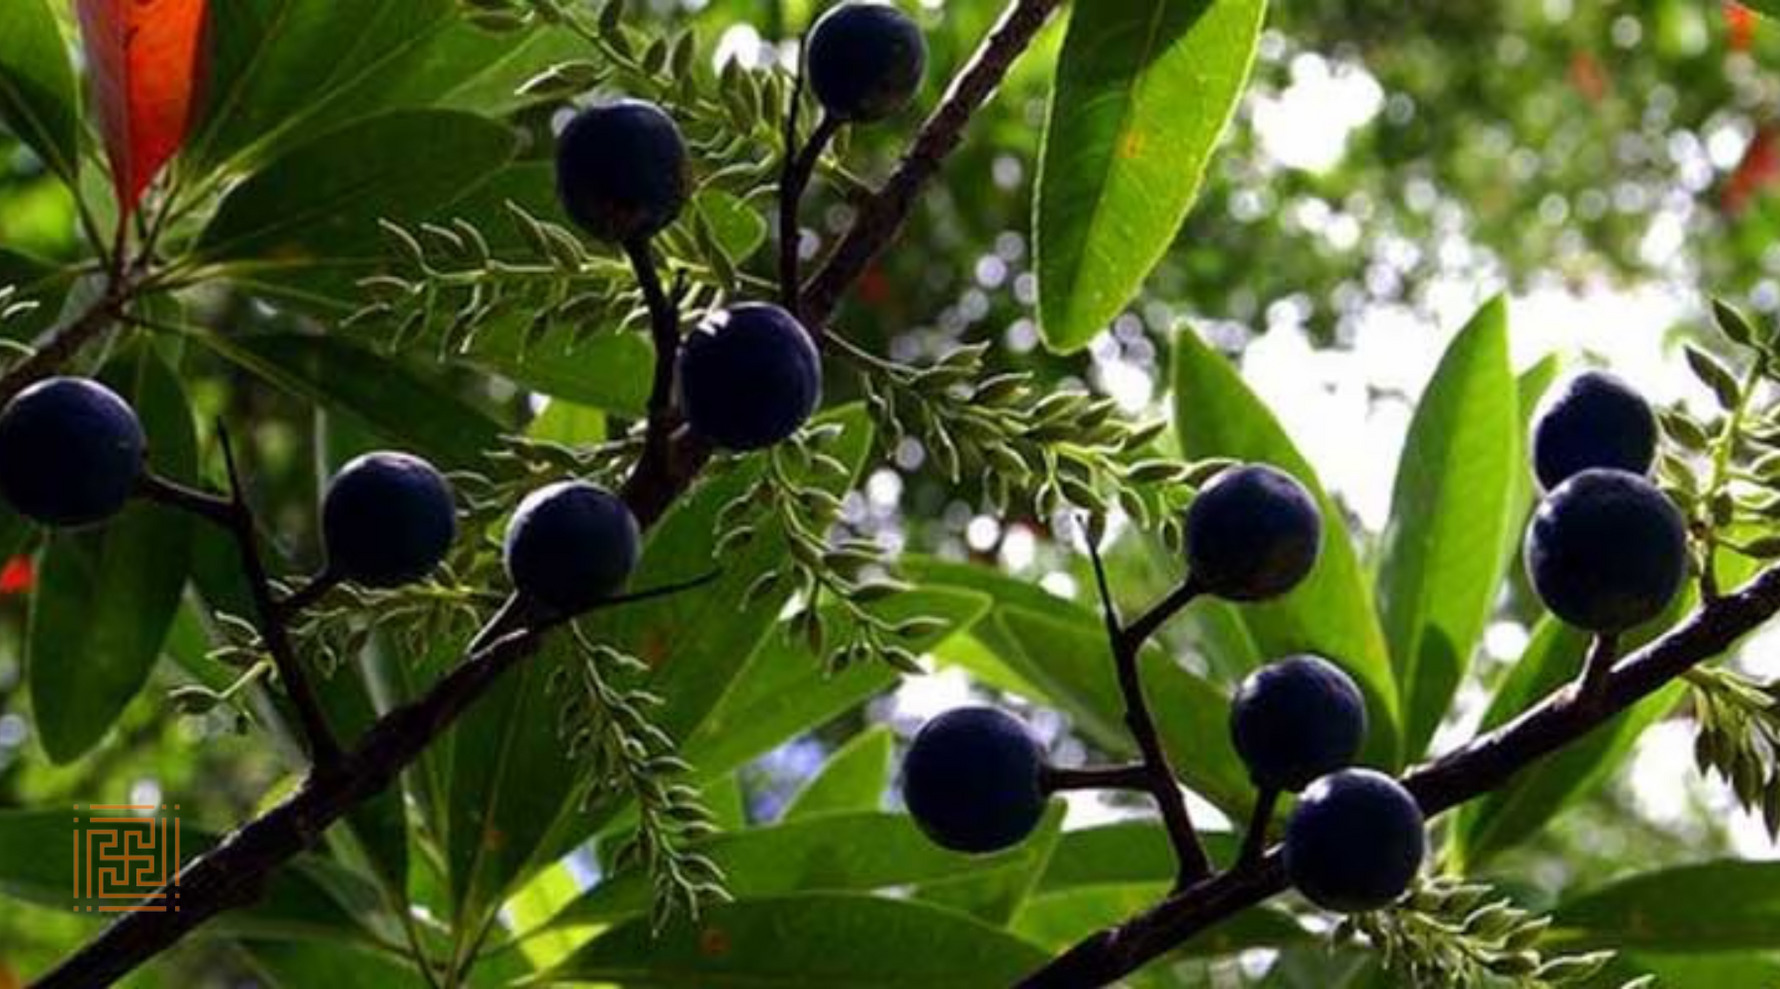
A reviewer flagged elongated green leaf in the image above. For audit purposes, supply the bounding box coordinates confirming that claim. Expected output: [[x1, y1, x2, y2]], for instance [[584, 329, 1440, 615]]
[[241, 942, 425, 989], [1449, 605, 1688, 868], [1035, 0, 1266, 351], [547, 812, 1048, 929], [906, 558, 1254, 819], [1038, 822, 1238, 891], [28, 347, 195, 763], [548, 894, 1050, 987], [1553, 861, 1780, 951], [1746, 0, 1780, 17], [199, 332, 503, 469], [1172, 328, 1399, 763], [1378, 297, 1518, 759], [188, 1, 572, 173], [783, 727, 893, 820], [0, 0, 79, 180], [195, 110, 517, 280]]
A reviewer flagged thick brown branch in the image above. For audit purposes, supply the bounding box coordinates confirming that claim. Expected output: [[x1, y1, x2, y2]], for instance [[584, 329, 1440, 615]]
[[799, 0, 1063, 328], [1019, 565, 1780, 988]]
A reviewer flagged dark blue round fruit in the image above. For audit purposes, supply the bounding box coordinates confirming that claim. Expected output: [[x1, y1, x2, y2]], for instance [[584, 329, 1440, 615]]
[[1230, 655, 1366, 793], [321, 452, 457, 588], [1284, 768, 1425, 913], [1185, 464, 1322, 601], [504, 481, 641, 615], [807, 2, 927, 122], [555, 99, 689, 245], [1531, 370, 1657, 491], [1525, 468, 1687, 634], [677, 303, 821, 451], [902, 706, 1047, 854], [0, 376, 145, 527]]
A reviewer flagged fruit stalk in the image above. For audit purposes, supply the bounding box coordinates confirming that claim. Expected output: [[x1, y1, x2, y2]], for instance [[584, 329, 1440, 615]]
[[1083, 531, 1212, 887], [1018, 562, 1780, 988]]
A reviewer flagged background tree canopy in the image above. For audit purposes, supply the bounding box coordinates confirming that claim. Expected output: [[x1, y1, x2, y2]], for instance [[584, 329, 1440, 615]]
[[5, 0, 1780, 987]]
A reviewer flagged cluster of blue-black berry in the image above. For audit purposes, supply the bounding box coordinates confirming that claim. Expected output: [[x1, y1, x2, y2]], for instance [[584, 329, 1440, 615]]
[[0, 1, 934, 621], [901, 367, 1685, 915]]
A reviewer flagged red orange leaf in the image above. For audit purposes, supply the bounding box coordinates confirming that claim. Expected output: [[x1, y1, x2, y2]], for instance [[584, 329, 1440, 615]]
[[0, 555, 34, 595], [75, 0, 209, 218]]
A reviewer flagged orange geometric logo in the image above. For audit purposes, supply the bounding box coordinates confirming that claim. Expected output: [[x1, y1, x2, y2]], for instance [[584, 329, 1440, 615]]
[[70, 804, 182, 913]]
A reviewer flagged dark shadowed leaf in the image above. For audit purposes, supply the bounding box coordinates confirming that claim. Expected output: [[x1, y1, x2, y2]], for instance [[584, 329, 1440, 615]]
[[28, 345, 195, 763], [547, 894, 1050, 987], [0, 0, 80, 180]]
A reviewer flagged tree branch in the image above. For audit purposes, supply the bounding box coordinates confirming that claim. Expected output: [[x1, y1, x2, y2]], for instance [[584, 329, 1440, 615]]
[[1082, 532, 1211, 888], [0, 285, 128, 408], [798, 0, 1063, 328], [30, 1, 1059, 981], [1017, 564, 1780, 988]]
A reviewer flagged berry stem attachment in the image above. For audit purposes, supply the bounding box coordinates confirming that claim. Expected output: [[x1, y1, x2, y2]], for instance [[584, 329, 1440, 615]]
[[1040, 763, 1151, 794], [215, 426, 345, 772], [1119, 575, 1205, 656], [275, 567, 341, 620], [778, 110, 841, 315], [1580, 632, 1619, 699], [1082, 528, 1213, 888], [1236, 787, 1279, 871]]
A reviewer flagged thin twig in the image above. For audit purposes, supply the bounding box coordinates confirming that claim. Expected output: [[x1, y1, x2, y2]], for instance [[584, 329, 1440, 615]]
[[216, 426, 345, 771], [1580, 632, 1618, 700], [779, 108, 840, 315], [1040, 763, 1151, 794], [799, 0, 1064, 328], [1236, 788, 1278, 871], [1120, 577, 1205, 655], [274, 568, 342, 621], [1081, 529, 1211, 888]]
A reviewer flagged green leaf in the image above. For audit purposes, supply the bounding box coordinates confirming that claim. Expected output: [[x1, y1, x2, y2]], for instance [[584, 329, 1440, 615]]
[[1035, 0, 1266, 351], [194, 110, 517, 284], [240, 942, 426, 989], [1377, 297, 1519, 759], [0, 0, 79, 180], [197, 331, 503, 469], [1015, 885, 1305, 957], [545, 812, 1046, 928], [697, 188, 770, 265], [1172, 327, 1399, 764], [1038, 822, 1238, 891], [1553, 861, 1780, 951], [906, 558, 1254, 819], [28, 346, 195, 763], [782, 726, 894, 820], [187, 1, 572, 173], [546, 894, 1050, 987], [1449, 606, 1688, 868], [681, 588, 989, 784]]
